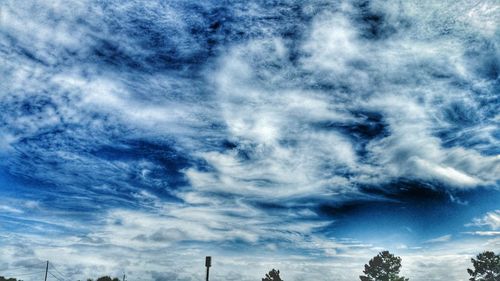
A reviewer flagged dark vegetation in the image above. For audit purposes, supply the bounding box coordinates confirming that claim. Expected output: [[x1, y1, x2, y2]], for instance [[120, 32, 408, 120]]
[[0, 277, 18, 281], [91, 277, 121, 281], [262, 269, 283, 281], [359, 251, 408, 281], [467, 251, 500, 281]]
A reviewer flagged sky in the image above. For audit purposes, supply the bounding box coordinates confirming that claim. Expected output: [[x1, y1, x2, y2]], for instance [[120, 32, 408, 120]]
[[0, 0, 499, 280]]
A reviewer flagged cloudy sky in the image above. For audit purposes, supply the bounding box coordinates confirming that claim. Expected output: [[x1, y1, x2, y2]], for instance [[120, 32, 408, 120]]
[[0, 0, 499, 280]]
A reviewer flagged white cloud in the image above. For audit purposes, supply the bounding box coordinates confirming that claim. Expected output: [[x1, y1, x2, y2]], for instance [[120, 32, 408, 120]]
[[467, 210, 500, 230], [464, 231, 500, 236], [2, 223, 497, 281], [424, 234, 452, 244], [0, 205, 23, 214]]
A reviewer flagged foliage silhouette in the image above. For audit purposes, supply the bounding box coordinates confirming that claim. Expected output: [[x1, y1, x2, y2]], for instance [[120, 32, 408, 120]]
[[96, 276, 120, 281], [262, 269, 283, 281], [0, 277, 16, 281], [359, 251, 409, 281], [467, 251, 500, 281]]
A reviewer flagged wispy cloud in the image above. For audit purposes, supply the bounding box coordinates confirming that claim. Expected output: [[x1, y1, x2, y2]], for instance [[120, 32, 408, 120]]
[[0, 0, 499, 280], [467, 210, 500, 230], [424, 234, 452, 244]]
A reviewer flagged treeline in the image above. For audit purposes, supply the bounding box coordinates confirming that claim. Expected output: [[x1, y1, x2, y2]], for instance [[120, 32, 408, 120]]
[[261, 250, 500, 281], [0, 275, 120, 281], [1, 251, 498, 281]]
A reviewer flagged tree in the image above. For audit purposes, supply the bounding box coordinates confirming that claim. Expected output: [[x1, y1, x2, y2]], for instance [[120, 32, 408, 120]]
[[96, 276, 120, 281], [467, 251, 500, 281], [262, 269, 283, 281], [359, 251, 409, 281]]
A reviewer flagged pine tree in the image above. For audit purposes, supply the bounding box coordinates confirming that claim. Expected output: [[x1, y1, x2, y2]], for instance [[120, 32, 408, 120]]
[[359, 251, 409, 281], [467, 251, 500, 281], [262, 269, 283, 281]]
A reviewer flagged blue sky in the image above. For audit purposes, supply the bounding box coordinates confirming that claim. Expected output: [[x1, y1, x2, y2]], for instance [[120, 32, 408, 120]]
[[0, 0, 499, 280]]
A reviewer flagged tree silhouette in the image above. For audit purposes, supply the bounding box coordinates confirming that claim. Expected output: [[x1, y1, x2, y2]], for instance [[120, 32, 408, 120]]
[[96, 276, 120, 281], [360, 251, 409, 281], [467, 251, 500, 281], [262, 269, 283, 281]]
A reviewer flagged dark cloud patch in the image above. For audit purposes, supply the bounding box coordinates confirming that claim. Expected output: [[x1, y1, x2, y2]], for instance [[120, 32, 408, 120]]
[[463, 36, 499, 80], [92, 139, 192, 190], [443, 101, 481, 127], [84, 1, 332, 73], [315, 111, 389, 157], [319, 181, 500, 243], [4, 127, 189, 209], [353, 0, 398, 40], [90, 38, 145, 71], [133, 228, 187, 243]]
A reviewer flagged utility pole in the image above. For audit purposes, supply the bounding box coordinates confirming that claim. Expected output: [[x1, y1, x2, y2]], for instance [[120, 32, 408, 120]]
[[205, 256, 211, 281], [44, 261, 49, 281]]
